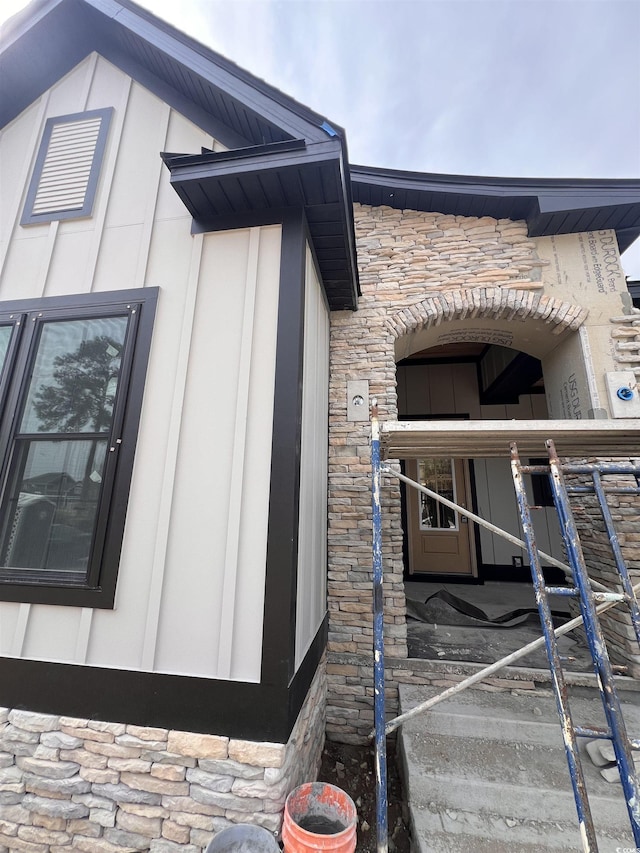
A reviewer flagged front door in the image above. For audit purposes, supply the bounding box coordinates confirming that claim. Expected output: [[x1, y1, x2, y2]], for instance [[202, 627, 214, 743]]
[[406, 458, 477, 576]]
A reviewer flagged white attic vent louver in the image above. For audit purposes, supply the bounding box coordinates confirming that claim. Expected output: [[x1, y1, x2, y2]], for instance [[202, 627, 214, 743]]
[[32, 117, 102, 214], [22, 108, 113, 225]]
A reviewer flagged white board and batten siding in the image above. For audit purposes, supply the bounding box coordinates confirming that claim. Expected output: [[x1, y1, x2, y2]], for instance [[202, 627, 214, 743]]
[[397, 362, 563, 566], [0, 54, 282, 682], [295, 247, 329, 670]]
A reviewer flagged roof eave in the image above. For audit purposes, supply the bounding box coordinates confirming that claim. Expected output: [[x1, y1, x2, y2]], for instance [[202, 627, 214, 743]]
[[350, 165, 640, 253], [164, 140, 359, 310]]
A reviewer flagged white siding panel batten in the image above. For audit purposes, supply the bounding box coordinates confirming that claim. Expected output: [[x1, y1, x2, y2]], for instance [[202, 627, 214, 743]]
[[140, 232, 204, 671], [216, 227, 262, 678]]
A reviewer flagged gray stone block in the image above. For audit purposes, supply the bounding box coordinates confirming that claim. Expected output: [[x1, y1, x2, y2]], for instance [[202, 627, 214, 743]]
[[198, 758, 263, 780], [22, 794, 89, 819], [17, 757, 79, 779], [185, 768, 233, 793], [91, 783, 162, 806], [25, 774, 90, 796]]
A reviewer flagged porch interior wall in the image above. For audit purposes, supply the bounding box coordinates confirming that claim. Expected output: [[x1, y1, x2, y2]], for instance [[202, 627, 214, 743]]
[[397, 362, 563, 569]]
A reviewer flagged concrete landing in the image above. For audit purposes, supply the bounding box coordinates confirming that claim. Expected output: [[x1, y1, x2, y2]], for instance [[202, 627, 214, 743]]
[[398, 683, 640, 853]]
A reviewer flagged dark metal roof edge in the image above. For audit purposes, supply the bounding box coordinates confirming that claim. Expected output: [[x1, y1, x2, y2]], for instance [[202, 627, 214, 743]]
[[164, 138, 343, 182], [350, 164, 640, 252], [161, 138, 307, 170], [350, 164, 640, 197], [0, 0, 342, 145], [0, 0, 60, 48], [84, 0, 337, 144]]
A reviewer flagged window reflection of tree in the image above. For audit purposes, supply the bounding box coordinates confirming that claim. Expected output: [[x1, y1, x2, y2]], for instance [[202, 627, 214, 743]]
[[3, 333, 123, 571]]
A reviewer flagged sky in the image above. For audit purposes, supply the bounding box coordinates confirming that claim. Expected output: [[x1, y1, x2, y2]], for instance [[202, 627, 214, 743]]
[[2, 0, 640, 277]]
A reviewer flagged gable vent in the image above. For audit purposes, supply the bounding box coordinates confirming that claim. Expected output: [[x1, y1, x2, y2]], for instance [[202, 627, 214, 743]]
[[32, 117, 102, 214], [22, 108, 113, 225]]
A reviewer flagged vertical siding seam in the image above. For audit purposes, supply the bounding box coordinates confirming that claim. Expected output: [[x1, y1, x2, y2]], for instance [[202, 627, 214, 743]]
[[139, 232, 204, 671], [38, 221, 59, 297], [0, 92, 51, 286], [85, 73, 132, 292], [79, 52, 99, 111], [216, 227, 261, 679], [134, 103, 171, 289], [10, 603, 30, 657], [74, 608, 93, 663]]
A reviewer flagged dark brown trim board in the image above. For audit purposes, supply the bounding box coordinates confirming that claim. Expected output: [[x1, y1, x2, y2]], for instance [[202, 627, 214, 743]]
[[0, 616, 328, 743]]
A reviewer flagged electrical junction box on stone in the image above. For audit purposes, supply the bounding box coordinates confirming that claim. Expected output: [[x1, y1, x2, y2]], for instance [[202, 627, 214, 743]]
[[347, 380, 369, 422]]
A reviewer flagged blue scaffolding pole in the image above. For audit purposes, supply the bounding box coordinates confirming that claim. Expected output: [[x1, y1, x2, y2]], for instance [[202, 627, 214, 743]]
[[512, 441, 640, 852], [370, 409, 640, 852], [370, 400, 388, 853]]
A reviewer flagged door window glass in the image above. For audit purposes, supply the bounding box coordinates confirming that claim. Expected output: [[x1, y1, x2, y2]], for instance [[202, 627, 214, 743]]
[[418, 458, 458, 530]]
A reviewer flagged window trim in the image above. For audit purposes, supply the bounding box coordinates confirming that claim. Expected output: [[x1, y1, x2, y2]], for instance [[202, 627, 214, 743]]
[[21, 108, 113, 226], [0, 288, 158, 608]]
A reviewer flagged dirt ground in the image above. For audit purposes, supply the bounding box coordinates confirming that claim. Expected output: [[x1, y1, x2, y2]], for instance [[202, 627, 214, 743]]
[[318, 739, 412, 853]]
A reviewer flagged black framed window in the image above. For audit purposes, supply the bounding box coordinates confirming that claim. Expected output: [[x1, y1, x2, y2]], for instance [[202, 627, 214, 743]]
[[0, 289, 157, 607], [21, 108, 113, 226]]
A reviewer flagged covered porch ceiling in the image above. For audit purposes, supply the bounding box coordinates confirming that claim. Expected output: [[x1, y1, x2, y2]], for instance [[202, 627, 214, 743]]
[[380, 419, 640, 458]]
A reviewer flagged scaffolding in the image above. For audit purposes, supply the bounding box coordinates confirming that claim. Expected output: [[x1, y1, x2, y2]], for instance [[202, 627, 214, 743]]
[[370, 401, 640, 853]]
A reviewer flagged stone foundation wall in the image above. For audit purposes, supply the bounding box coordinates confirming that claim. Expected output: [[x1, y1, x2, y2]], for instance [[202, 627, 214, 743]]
[[0, 658, 326, 852], [325, 652, 640, 743], [326, 202, 640, 742], [571, 480, 640, 677]]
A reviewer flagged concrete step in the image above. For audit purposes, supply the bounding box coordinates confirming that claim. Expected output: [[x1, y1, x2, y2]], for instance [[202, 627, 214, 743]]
[[403, 683, 640, 744], [408, 808, 624, 853], [400, 734, 625, 821], [409, 806, 582, 852], [398, 684, 639, 853]]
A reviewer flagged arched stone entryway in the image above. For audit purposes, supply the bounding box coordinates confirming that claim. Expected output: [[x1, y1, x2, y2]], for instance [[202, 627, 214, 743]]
[[326, 278, 591, 740]]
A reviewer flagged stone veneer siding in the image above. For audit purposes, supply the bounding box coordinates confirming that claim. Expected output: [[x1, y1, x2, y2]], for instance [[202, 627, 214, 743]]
[[571, 473, 640, 677], [0, 658, 326, 852], [326, 203, 640, 743]]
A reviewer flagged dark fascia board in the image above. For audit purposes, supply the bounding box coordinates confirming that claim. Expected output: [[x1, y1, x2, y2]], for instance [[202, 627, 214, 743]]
[[164, 138, 342, 187], [93, 0, 340, 143], [351, 163, 640, 199], [0, 0, 337, 147], [351, 164, 640, 253], [164, 139, 360, 309], [161, 138, 307, 171]]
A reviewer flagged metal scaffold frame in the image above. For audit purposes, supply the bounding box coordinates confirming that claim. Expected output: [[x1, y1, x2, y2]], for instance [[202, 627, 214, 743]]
[[369, 400, 640, 853]]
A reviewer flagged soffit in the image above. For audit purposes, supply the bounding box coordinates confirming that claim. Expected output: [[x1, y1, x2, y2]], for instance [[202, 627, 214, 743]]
[[351, 166, 640, 254], [381, 419, 640, 459], [162, 139, 359, 311]]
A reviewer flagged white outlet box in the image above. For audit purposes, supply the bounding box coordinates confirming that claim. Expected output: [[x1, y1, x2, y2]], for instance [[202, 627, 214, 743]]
[[347, 380, 369, 422]]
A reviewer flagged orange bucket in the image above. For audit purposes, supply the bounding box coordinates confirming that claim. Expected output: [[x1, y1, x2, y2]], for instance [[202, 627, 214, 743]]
[[282, 782, 357, 853]]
